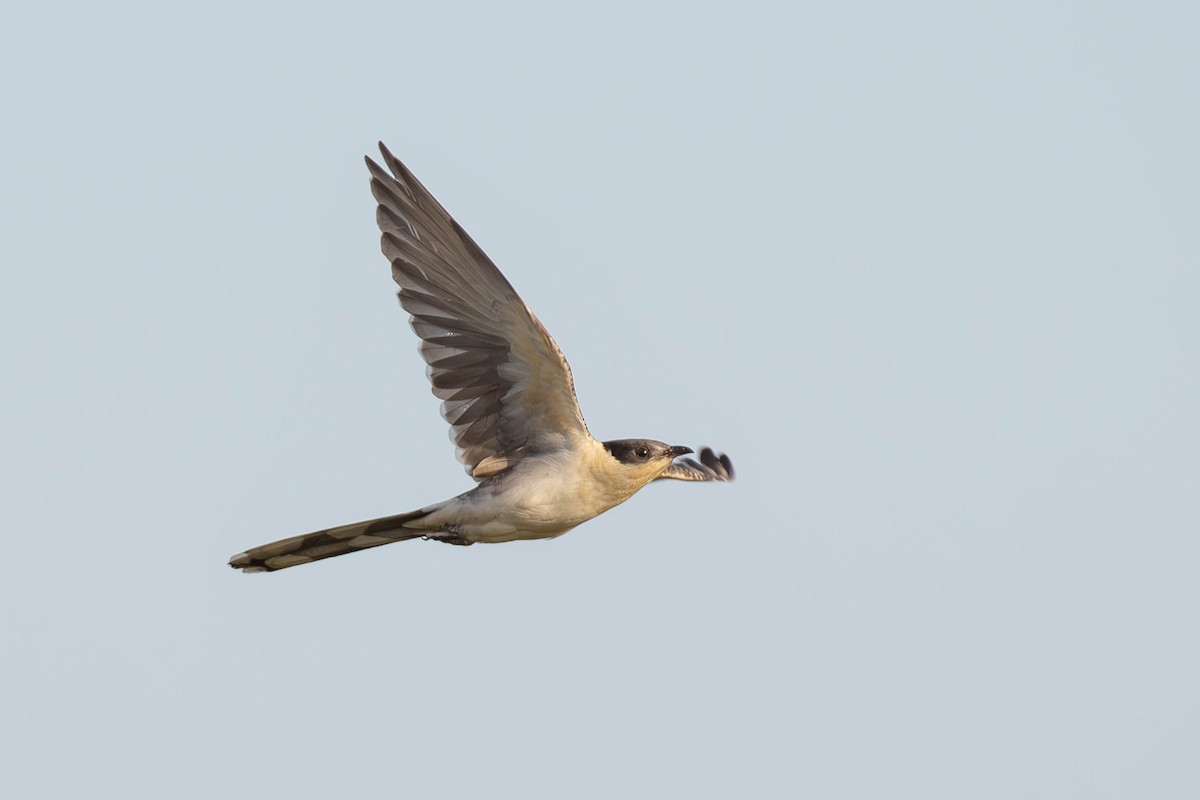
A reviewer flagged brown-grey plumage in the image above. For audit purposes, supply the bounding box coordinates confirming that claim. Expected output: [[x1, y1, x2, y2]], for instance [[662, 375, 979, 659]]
[[228, 143, 734, 573], [228, 511, 427, 573], [367, 144, 588, 480]]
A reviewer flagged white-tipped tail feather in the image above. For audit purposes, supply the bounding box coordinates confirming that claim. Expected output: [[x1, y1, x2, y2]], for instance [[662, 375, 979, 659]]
[[229, 509, 434, 572]]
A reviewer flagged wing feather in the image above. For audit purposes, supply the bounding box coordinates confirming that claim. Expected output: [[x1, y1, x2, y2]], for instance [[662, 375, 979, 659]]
[[367, 143, 591, 479], [658, 447, 736, 482]]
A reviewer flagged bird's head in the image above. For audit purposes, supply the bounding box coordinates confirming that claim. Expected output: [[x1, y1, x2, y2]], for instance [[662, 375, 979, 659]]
[[602, 439, 693, 485]]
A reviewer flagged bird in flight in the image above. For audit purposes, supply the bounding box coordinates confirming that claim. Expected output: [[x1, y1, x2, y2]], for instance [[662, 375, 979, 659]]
[[229, 144, 734, 572]]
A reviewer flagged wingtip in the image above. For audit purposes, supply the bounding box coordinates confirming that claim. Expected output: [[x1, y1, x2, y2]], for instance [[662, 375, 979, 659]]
[[365, 141, 394, 171], [699, 446, 735, 481]]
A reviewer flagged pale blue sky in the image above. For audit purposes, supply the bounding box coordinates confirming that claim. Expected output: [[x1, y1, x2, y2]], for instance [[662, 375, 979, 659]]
[[2, 1, 1197, 797]]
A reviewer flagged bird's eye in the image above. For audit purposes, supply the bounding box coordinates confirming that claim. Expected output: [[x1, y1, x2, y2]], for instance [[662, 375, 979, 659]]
[[636, 447, 649, 459]]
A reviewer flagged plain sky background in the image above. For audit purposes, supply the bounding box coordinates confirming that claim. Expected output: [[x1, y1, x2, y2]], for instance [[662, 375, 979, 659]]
[[2, 1, 1197, 797]]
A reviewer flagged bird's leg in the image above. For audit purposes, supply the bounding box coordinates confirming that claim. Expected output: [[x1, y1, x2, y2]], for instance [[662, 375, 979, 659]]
[[424, 523, 474, 546]]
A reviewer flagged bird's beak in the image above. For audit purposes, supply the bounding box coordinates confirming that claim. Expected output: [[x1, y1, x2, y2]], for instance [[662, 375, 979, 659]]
[[667, 445, 694, 459]]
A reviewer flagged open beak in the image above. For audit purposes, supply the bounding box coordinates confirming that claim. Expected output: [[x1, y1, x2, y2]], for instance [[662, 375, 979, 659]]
[[667, 445, 694, 459]]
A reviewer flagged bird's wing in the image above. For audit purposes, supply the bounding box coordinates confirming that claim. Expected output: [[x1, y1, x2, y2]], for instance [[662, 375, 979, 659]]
[[658, 447, 736, 482], [366, 143, 591, 480]]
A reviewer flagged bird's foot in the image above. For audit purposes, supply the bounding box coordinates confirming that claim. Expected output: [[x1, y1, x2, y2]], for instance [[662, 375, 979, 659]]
[[423, 523, 474, 546]]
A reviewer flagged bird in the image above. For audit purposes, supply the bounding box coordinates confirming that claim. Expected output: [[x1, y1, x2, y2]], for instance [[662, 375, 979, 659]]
[[229, 143, 734, 573]]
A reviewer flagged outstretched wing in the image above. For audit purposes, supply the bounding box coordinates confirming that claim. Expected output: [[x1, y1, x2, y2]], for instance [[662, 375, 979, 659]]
[[366, 144, 591, 480], [658, 447, 735, 482]]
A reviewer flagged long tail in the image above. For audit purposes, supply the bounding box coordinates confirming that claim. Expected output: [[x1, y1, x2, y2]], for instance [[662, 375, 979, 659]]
[[229, 508, 437, 573]]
